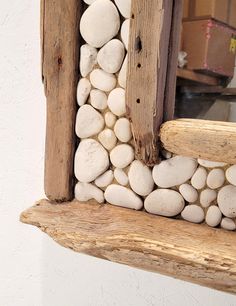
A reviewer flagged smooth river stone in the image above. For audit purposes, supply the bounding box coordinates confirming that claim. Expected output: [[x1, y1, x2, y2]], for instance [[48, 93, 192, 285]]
[[90, 69, 116, 92], [121, 19, 130, 50], [144, 189, 185, 217], [104, 184, 143, 210], [200, 188, 217, 208], [114, 118, 132, 142], [77, 78, 91, 106], [181, 205, 205, 224], [97, 39, 125, 73], [226, 165, 236, 186], [74, 139, 109, 182], [118, 54, 127, 88], [114, 168, 128, 186], [75, 104, 104, 138], [105, 111, 117, 128], [90, 89, 107, 110], [107, 88, 126, 116], [80, 0, 120, 48], [95, 170, 114, 188], [191, 167, 207, 190], [217, 185, 236, 218], [128, 160, 154, 196], [152, 156, 198, 188], [206, 205, 222, 227], [114, 0, 131, 18], [75, 182, 104, 203], [207, 168, 225, 189], [98, 128, 117, 150], [179, 184, 198, 203], [80, 44, 97, 77], [221, 217, 236, 231], [83, 0, 97, 4], [110, 144, 134, 168], [198, 158, 227, 168]]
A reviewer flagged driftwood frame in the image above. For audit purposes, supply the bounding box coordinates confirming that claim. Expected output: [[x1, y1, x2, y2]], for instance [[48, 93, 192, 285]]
[[21, 0, 236, 294]]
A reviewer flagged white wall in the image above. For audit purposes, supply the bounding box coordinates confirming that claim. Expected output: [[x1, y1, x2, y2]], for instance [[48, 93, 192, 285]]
[[1, 1, 236, 305]]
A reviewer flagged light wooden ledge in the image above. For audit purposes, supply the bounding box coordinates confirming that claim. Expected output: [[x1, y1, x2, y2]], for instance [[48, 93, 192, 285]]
[[21, 199, 236, 294]]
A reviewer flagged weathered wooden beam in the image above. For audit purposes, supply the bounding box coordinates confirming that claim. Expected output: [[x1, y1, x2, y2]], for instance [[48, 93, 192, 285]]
[[126, 0, 173, 166], [160, 119, 236, 164], [21, 199, 236, 294], [42, 0, 82, 202], [177, 68, 220, 85]]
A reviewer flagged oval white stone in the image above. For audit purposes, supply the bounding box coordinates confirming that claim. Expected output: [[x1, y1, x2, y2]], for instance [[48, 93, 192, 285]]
[[90, 69, 116, 92], [104, 111, 117, 128], [77, 78, 91, 106], [181, 205, 205, 223], [118, 54, 127, 88], [206, 205, 222, 227], [95, 170, 114, 188], [144, 189, 185, 217], [179, 184, 198, 203], [83, 0, 97, 4], [128, 160, 154, 196], [114, 0, 131, 18], [121, 19, 130, 50], [107, 88, 126, 116], [104, 184, 143, 210], [152, 156, 198, 188], [75, 104, 104, 138], [221, 217, 236, 231], [191, 167, 207, 190], [217, 185, 236, 218], [90, 89, 107, 110], [110, 144, 134, 168], [207, 168, 225, 189], [74, 139, 109, 182], [200, 188, 217, 208], [97, 39, 125, 73], [198, 159, 227, 168], [75, 182, 104, 203], [80, 0, 120, 48], [114, 168, 128, 186], [98, 128, 117, 150], [114, 118, 132, 142], [80, 44, 97, 77], [226, 165, 236, 186]]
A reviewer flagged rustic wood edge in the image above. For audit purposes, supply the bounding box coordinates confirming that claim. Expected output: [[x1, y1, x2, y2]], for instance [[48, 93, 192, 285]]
[[20, 199, 236, 295]]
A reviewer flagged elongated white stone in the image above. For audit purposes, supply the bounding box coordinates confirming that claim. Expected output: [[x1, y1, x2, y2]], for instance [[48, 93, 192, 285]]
[[217, 185, 236, 218], [179, 184, 198, 203], [80, 44, 97, 77], [90, 69, 116, 92], [114, 0, 131, 18], [95, 170, 114, 188], [221, 217, 236, 231], [105, 184, 143, 210], [75, 105, 104, 138], [107, 88, 126, 116], [90, 89, 107, 110], [121, 19, 130, 50], [118, 54, 127, 88], [77, 78, 91, 106], [114, 168, 128, 186], [200, 188, 217, 208], [110, 144, 134, 168], [207, 168, 225, 189], [198, 159, 227, 168], [75, 182, 104, 203], [226, 165, 236, 186], [80, 0, 120, 48], [206, 206, 222, 227], [104, 111, 117, 128], [181, 205, 205, 223], [191, 167, 207, 190], [98, 129, 117, 150], [114, 118, 132, 142]]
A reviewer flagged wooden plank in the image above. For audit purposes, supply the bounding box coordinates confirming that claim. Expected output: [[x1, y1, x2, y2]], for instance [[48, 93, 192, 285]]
[[126, 0, 173, 166], [177, 68, 220, 85], [42, 0, 82, 202], [20, 199, 236, 294], [163, 0, 183, 122], [160, 119, 236, 164]]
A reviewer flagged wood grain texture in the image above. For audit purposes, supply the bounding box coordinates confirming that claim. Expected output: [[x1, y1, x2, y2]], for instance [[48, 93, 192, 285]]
[[21, 199, 236, 294], [160, 119, 236, 164], [126, 0, 173, 166], [177, 68, 220, 85], [42, 0, 82, 202]]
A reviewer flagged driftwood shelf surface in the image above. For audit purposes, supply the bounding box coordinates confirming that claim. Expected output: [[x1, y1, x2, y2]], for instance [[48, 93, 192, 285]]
[[21, 199, 236, 294]]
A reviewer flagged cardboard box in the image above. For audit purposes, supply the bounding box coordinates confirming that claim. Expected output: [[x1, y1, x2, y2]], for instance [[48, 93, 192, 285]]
[[182, 19, 236, 77]]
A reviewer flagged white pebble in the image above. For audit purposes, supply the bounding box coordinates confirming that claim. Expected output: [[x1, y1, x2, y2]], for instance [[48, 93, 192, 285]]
[[118, 54, 127, 88], [107, 88, 126, 116], [114, 0, 131, 18], [191, 167, 207, 190], [206, 206, 222, 227], [200, 189, 217, 208], [95, 170, 114, 188], [90, 89, 107, 110], [217, 185, 236, 218], [90, 69, 116, 92], [114, 118, 132, 142], [110, 144, 134, 168], [114, 168, 128, 186], [198, 158, 227, 168], [128, 160, 154, 196], [221, 217, 236, 231], [83, 0, 97, 4], [75, 104, 104, 138], [161, 149, 172, 159], [105, 184, 143, 210], [77, 78, 91, 106], [144, 189, 185, 217], [105, 111, 117, 128], [152, 156, 197, 188], [179, 184, 198, 203], [181, 205, 205, 224], [121, 19, 130, 50], [226, 165, 236, 186], [80, 0, 120, 48], [98, 129, 117, 150], [74, 139, 109, 182], [80, 44, 97, 77], [207, 168, 225, 189], [75, 182, 104, 203], [97, 39, 125, 73]]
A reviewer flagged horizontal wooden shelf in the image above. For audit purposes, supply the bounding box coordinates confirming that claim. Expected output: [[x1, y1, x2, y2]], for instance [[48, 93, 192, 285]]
[[21, 199, 236, 294], [177, 68, 220, 86]]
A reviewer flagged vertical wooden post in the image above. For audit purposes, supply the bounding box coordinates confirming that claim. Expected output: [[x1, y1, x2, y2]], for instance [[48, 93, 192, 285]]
[[41, 0, 82, 202]]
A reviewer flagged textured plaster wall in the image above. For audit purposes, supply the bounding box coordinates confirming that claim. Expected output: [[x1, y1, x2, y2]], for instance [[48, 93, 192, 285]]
[[0, 1, 236, 305]]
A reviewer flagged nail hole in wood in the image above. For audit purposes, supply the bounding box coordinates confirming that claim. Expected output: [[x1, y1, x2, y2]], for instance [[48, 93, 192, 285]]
[[131, 13, 134, 19], [137, 63, 141, 68], [135, 36, 142, 53], [136, 98, 140, 104]]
